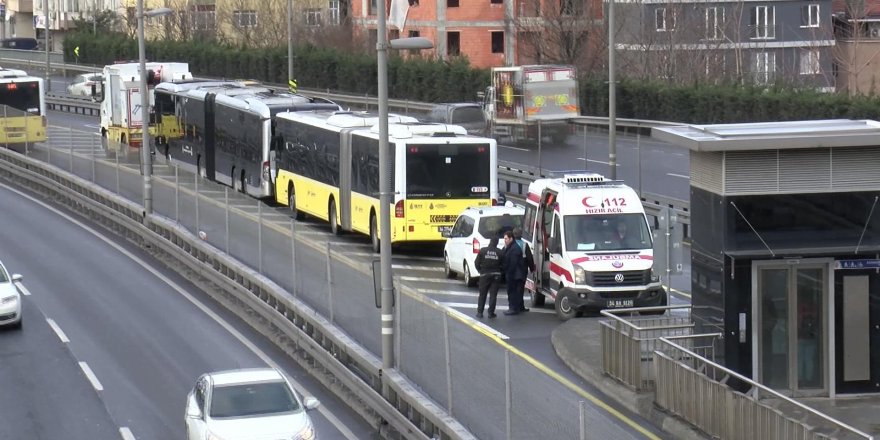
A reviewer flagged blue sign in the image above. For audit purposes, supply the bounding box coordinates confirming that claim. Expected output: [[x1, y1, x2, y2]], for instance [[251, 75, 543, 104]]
[[835, 259, 880, 270]]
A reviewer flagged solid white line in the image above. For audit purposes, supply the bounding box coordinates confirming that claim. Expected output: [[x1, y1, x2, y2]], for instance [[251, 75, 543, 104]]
[[443, 302, 555, 314], [46, 318, 70, 343], [79, 362, 104, 391], [392, 264, 442, 271], [119, 427, 136, 440], [667, 173, 690, 179], [417, 288, 479, 298], [14, 281, 31, 296], [0, 182, 360, 440], [499, 144, 530, 152], [576, 158, 620, 166], [399, 276, 455, 284]]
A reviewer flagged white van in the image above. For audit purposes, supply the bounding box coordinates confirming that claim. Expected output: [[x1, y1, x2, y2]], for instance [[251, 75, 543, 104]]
[[522, 173, 666, 320]]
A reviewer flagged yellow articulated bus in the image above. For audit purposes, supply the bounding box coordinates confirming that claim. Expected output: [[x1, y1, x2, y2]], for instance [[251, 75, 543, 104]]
[[0, 68, 46, 147], [272, 110, 499, 252]]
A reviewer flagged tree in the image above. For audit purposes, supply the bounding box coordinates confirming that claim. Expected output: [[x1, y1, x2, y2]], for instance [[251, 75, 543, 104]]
[[514, 0, 601, 72]]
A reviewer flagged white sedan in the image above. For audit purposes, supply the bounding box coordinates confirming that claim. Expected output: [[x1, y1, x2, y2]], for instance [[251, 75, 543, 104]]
[[66, 73, 104, 97], [0, 260, 22, 329], [185, 368, 320, 440], [443, 204, 525, 287]]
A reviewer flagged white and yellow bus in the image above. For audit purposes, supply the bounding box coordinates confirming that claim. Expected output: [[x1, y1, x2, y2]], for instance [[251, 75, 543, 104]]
[[0, 68, 46, 147], [272, 110, 499, 252]]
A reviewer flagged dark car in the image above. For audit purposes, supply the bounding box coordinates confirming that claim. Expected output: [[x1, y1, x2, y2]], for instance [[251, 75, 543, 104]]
[[0, 38, 39, 50], [426, 103, 487, 136]]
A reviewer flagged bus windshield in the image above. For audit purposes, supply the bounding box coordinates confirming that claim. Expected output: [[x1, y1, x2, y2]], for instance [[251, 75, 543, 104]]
[[406, 143, 491, 199], [564, 213, 652, 251], [0, 81, 41, 115]]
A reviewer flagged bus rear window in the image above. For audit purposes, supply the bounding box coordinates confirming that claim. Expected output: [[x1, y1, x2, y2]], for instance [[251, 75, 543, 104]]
[[406, 143, 491, 199], [0, 81, 41, 115]]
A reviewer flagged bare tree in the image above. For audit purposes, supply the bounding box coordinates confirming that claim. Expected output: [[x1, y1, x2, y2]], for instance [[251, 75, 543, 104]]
[[830, 0, 880, 95], [514, 0, 601, 72]]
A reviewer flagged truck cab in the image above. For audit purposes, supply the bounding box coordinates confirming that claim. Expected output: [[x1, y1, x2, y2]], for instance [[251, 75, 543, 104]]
[[523, 173, 666, 320]]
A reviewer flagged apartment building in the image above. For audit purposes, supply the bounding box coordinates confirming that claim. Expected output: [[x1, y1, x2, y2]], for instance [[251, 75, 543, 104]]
[[612, 0, 836, 90], [832, 0, 880, 95], [4, 0, 119, 48]]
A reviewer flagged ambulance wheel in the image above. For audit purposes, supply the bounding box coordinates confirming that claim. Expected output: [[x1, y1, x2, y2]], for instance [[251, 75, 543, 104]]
[[530, 290, 545, 307], [370, 213, 380, 253], [443, 253, 456, 279], [555, 291, 577, 321], [464, 262, 477, 288]]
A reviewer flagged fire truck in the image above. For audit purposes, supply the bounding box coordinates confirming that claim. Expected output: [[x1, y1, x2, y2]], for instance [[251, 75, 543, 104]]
[[97, 62, 191, 148], [522, 173, 666, 320]]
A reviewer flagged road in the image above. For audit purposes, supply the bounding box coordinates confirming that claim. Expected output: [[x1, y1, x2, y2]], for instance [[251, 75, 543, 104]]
[[0, 178, 373, 438]]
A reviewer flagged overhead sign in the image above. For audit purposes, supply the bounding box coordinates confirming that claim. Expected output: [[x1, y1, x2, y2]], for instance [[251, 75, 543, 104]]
[[835, 260, 880, 270]]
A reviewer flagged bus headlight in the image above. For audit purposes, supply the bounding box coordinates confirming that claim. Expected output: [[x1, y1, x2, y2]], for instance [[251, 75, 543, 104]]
[[574, 267, 587, 285]]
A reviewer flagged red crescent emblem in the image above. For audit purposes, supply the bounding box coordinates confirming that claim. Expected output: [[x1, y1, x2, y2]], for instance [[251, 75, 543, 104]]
[[582, 196, 596, 208]]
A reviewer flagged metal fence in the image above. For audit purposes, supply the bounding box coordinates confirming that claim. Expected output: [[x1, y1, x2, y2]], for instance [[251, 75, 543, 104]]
[[655, 335, 873, 440], [599, 305, 695, 391]]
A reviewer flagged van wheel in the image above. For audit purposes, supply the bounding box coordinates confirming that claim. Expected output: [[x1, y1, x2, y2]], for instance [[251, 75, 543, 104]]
[[288, 185, 305, 220], [370, 213, 380, 253], [464, 262, 477, 287], [530, 289, 546, 307], [329, 201, 341, 235], [444, 253, 456, 279], [555, 291, 577, 321]]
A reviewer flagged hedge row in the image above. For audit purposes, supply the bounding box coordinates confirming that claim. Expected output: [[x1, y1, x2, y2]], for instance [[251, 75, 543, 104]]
[[64, 31, 880, 124]]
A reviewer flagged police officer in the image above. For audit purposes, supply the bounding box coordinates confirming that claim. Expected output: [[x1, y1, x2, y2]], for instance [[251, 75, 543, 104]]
[[474, 235, 503, 319]]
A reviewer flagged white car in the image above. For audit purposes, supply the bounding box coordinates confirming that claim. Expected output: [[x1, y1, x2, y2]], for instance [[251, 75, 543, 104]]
[[0, 261, 22, 329], [443, 204, 525, 287], [185, 368, 320, 440], [66, 73, 104, 97]]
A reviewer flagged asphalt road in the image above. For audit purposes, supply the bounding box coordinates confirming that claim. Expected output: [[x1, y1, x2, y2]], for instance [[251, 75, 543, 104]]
[[0, 181, 373, 439]]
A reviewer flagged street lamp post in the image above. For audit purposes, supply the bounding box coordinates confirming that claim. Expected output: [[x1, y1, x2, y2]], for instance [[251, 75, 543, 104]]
[[608, 0, 617, 180], [137, 2, 173, 216], [376, 7, 432, 373], [44, 0, 50, 92], [288, 0, 294, 85]]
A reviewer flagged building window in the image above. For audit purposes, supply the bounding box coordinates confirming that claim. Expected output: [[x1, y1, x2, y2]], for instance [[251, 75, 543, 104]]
[[304, 8, 322, 26], [801, 4, 819, 28], [655, 8, 674, 32], [751, 6, 775, 39], [705, 7, 723, 41], [754, 51, 776, 84], [447, 31, 461, 56], [328, 0, 340, 25], [560, 0, 581, 15], [390, 29, 400, 40], [369, 0, 377, 16], [408, 30, 420, 38], [190, 4, 216, 31], [705, 53, 726, 79], [800, 50, 820, 75], [448, 0, 459, 7], [491, 0, 502, 4], [233, 10, 257, 28], [491, 31, 504, 54]]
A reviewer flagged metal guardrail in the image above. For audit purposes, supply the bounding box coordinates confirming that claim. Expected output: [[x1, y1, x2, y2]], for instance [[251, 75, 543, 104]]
[[46, 94, 100, 116], [0, 146, 473, 440], [599, 305, 695, 391], [655, 334, 873, 440]]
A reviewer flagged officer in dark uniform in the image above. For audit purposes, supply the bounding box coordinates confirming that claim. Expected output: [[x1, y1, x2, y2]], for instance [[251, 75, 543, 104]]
[[474, 235, 503, 319]]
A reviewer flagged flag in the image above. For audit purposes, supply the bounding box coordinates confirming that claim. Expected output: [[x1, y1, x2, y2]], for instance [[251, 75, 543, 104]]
[[388, 0, 409, 30]]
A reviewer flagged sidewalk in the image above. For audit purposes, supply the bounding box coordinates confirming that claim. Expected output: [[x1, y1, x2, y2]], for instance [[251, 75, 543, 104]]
[[552, 319, 880, 439]]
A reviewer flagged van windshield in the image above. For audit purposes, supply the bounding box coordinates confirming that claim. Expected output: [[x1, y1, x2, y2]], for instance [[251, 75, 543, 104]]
[[564, 214, 652, 251]]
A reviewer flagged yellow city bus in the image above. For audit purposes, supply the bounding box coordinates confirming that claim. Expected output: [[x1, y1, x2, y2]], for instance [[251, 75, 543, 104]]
[[0, 68, 46, 147], [272, 110, 499, 252]]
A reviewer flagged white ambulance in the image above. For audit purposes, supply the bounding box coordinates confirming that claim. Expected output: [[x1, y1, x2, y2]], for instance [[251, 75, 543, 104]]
[[522, 173, 666, 320]]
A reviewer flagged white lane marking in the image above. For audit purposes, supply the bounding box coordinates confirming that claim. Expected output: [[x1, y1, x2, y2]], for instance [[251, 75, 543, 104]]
[[417, 288, 480, 298], [79, 362, 104, 391], [499, 145, 529, 152], [83, 124, 101, 130], [46, 318, 70, 343], [576, 158, 620, 166], [399, 276, 456, 284], [14, 281, 31, 296], [392, 264, 442, 271], [446, 308, 510, 340], [119, 427, 136, 440], [0, 182, 360, 440], [667, 173, 690, 179], [443, 302, 555, 314]]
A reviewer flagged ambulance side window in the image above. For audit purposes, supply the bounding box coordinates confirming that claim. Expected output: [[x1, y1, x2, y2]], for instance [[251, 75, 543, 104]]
[[522, 205, 536, 241], [550, 215, 562, 254]]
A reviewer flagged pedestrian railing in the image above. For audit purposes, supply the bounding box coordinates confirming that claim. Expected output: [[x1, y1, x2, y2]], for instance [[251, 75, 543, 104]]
[[655, 334, 874, 440], [599, 305, 695, 391]]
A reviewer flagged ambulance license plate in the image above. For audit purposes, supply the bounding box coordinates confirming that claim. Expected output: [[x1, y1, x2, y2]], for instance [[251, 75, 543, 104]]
[[607, 299, 634, 308]]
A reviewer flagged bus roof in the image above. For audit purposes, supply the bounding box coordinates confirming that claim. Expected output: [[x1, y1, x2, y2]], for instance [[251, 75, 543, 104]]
[[0, 67, 31, 79], [276, 110, 417, 132]]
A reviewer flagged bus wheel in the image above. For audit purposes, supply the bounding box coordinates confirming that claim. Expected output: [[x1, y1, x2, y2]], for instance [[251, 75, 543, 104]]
[[288, 185, 305, 220], [370, 213, 379, 253], [554, 290, 577, 321], [329, 201, 341, 235], [530, 289, 546, 307]]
